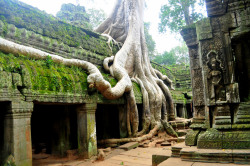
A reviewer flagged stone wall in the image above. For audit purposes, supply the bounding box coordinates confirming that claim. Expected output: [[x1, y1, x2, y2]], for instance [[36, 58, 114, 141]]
[[182, 0, 250, 149], [0, 0, 176, 165]]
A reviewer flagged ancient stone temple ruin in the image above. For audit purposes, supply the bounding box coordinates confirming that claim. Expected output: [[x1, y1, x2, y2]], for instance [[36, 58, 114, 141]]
[[180, 0, 250, 163], [0, 0, 192, 165], [1, 0, 249, 165]]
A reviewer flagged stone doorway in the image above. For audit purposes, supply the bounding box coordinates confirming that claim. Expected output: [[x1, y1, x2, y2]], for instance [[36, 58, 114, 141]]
[[233, 34, 250, 102], [0, 102, 10, 165], [176, 104, 184, 118], [31, 104, 78, 157], [186, 103, 192, 119], [96, 104, 121, 141]]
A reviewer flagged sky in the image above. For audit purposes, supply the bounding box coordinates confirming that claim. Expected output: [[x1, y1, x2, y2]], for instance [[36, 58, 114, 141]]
[[19, 0, 185, 53]]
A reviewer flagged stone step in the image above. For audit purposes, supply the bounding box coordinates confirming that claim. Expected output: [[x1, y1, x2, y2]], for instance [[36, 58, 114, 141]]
[[158, 157, 243, 166], [152, 148, 172, 166], [171, 142, 188, 157], [161, 141, 171, 146], [180, 146, 250, 165], [169, 118, 191, 130], [118, 142, 139, 151], [177, 136, 185, 143], [176, 129, 188, 137]]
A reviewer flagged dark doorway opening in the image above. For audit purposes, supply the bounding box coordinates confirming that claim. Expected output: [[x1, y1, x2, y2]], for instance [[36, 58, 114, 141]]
[[176, 104, 183, 118], [233, 35, 250, 101], [0, 102, 9, 165], [31, 104, 77, 157], [186, 103, 192, 119], [96, 104, 120, 141]]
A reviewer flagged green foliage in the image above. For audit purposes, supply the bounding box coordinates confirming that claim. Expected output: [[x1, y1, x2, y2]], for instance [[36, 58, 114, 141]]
[[45, 55, 53, 68], [0, 0, 114, 56], [159, 0, 205, 33], [56, 3, 92, 30], [154, 51, 177, 66], [87, 8, 107, 29], [144, 22, 156, 59], [0, 51, 89, 93], [153, 44, 189, 65]]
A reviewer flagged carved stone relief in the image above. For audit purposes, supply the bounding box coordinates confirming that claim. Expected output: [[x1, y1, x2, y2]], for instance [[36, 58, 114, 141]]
[[206, 51, 226, 103]]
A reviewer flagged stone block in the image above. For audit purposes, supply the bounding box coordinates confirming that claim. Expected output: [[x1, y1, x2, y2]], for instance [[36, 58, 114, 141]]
[[118, 142, 139, 151], [161, 141, 171, 146], [176, 130, 187, 137], [171, 142, 187, 157], [196, 18, 212, 41], [152, 154, 170, 166], [177, 136, 185, 143], [12, 73, 22, 87], [0, 71, 12, 88], [180, 147, 233, 163], [197, 129, 223, 149], [185, 129, 200, 146]]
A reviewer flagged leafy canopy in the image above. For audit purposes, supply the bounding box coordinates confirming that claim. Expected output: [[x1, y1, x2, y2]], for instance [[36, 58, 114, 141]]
[[153, 44, 189, 66], [87, 8, 106, 29], [144, 22, 156, 59], [159, 0, 205, 33]]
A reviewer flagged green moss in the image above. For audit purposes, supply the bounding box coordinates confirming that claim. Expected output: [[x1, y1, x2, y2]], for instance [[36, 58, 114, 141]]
[[102, 73, 117, 87], [0, 0, 119, 57]]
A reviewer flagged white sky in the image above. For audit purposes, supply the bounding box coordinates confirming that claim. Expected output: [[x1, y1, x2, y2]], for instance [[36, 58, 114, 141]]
[[19, 0, 183, 53]]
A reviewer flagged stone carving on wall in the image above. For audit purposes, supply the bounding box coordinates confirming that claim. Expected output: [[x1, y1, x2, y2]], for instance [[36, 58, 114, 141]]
[[206, 51, 226, 103]]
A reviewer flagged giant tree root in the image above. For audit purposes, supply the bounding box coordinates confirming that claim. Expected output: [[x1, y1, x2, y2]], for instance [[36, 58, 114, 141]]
[[98, 120, 178, 145], [98, 124, 161, 145]]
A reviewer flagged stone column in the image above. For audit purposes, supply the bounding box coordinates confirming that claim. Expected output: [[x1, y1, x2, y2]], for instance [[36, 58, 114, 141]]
[[183, 104, 187, 119], [77, 103, 97, 159], [181, 27, 206, 146], [3, 100, 33, 166], [118, 105, 128, 138], [174, 103, 177, 118]]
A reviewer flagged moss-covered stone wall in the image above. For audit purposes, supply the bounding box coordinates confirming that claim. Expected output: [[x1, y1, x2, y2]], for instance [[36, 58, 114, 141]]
[[0, 0, 119, 56], [168, 64, 192, 103], [0, 51, 142, 104]]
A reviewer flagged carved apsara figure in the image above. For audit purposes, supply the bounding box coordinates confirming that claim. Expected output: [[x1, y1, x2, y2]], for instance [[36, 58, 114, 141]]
[[207, 51, 225, 102]]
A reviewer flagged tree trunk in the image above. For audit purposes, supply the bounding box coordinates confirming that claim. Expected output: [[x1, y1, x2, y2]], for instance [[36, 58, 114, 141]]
[[180, 0, 193, 25], [95, 0, 175, 138], [0, 0, 175, 143]]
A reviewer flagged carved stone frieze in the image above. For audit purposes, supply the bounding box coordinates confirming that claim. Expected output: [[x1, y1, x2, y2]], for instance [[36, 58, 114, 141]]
[[192, 69, 205, 106]]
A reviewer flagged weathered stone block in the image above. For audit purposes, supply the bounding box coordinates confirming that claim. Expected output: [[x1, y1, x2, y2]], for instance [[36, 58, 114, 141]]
[[197, 129, 223, 149], [118, 142, 139, 151], [185, 129, 200, 146], [12, 73, 22, 87], [196, 18, 213, 41], [0, 71, 12, 89], [152, 154, 170, 166]]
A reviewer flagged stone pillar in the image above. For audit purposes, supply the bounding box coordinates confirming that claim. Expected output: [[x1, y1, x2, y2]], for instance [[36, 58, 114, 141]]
[[174, 103, 177, 118], [181, 27, 206, 146], [183, 104, 187, 119], [77, 103, 97, 159], [3, 100, 33, 166], [118, 105, 128, 138]]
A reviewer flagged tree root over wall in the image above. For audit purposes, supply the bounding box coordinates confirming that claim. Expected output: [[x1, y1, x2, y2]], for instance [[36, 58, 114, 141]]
[[0, 1, 178, 145]]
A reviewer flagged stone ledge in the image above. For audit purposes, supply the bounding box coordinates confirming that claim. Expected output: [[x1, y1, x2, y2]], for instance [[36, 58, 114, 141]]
[[180, 146, 250, 165], [118, 142, 139, 151]]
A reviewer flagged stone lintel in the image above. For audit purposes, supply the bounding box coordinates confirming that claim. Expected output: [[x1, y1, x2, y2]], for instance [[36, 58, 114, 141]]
[[8, 100, 33, 114], [77, 103, 97, 113]]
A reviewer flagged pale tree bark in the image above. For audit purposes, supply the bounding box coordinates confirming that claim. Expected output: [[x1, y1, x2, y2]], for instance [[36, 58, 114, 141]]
[[95, 0, 176, 141], [0, 0, 177, 144]]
